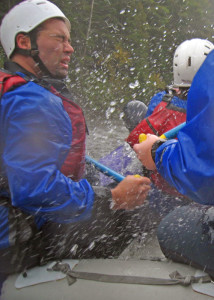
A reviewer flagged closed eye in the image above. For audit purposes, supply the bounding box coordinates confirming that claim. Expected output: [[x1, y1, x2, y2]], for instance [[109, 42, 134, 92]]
[[49, 34, 71, 45]]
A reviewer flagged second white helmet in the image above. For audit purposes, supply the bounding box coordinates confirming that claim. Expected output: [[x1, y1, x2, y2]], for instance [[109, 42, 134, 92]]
[[173, 38, 214, 87], [0, 0, 71, 58]]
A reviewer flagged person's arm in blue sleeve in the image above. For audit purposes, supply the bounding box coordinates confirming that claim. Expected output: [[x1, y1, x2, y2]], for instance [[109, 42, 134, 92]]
[[145, 91, 166, 117], [1, 82, 94, 224], [155, 49, 214, 205]]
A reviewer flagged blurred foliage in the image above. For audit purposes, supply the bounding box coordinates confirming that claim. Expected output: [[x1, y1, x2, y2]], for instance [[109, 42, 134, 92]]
[[1, 0, 214, 117]]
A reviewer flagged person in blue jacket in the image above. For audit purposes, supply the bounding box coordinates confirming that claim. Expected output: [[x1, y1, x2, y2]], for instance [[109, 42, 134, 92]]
[[133, 45, 214, 277], [0, 0, 151, 277], [124, 39, 214, 217]]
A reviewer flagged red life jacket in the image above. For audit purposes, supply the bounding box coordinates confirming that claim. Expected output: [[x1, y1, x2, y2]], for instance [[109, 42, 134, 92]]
[[0, 69, 85, 181], [126, 94, 186, 147], [50, 86, 86, 181], [126, 94, 187, 197], [0, 69, 27, 96]]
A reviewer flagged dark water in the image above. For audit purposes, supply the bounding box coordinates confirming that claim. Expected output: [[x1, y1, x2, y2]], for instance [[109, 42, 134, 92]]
[[85, 114, 161, 259], [85, 114, 188, 260]]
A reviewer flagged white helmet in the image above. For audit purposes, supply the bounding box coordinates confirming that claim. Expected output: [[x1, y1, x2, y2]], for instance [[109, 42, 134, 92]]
[[0, 0, 71, 58], [173, 38, 214, 87]]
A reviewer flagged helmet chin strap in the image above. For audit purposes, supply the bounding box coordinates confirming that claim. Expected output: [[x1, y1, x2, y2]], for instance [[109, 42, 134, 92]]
[[31, 50, 53, 77], [15, 47, 53, 78]]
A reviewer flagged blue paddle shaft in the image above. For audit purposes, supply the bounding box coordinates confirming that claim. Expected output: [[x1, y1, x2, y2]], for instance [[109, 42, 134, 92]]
[[86, 122, 186, 183], [161, 122, 186, 139], [85, 155, 125, 183]]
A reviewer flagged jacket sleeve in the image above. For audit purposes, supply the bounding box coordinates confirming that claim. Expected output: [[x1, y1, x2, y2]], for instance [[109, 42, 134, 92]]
[[145, 91, 166, 117], [0, 82, 94, 225], [155, 50, 214, 205]]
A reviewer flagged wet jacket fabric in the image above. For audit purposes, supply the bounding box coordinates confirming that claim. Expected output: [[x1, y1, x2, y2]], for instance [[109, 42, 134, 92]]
[[155, 49, 214, 205], [0, 63, 94, 249], [50, 85, 86, 181], [126, 91, 187, 147], [126, 90, 187, 196]]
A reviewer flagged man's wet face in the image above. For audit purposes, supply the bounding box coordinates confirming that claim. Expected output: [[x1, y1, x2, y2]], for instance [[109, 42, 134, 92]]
[[36, 18, 74, 79]]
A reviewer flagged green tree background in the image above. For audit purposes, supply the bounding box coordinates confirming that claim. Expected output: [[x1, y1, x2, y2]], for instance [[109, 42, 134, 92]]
[[1, 0, 214, 117]]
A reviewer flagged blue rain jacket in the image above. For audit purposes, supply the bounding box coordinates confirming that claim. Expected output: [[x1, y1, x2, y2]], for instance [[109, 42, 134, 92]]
[[145, 91, 166, 117], [0, 74, 94, 249], [146, 90, 187, 118], [156, 49, 214, 205]]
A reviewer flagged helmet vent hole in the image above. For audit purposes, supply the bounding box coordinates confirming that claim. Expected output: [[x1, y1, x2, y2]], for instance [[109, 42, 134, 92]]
[[188, 57, 191, 67], [37, 2, 46, 5]]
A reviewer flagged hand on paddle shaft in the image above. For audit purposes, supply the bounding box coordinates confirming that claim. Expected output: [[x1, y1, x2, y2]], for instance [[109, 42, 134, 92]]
[[85, 155, 151, 210], [86, 124, 185, 210], [133, 122, 186, 170], [111, 175, 151, 210], [112, 123, 186, 209], [133, 134, 162, 170]]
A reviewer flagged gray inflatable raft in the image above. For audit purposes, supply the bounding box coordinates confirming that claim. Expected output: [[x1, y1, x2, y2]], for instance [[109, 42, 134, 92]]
[[2, 233, 214, 300]]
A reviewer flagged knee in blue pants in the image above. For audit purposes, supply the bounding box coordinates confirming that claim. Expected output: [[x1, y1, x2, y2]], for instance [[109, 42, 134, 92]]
[[157, 204, 214, 277]]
